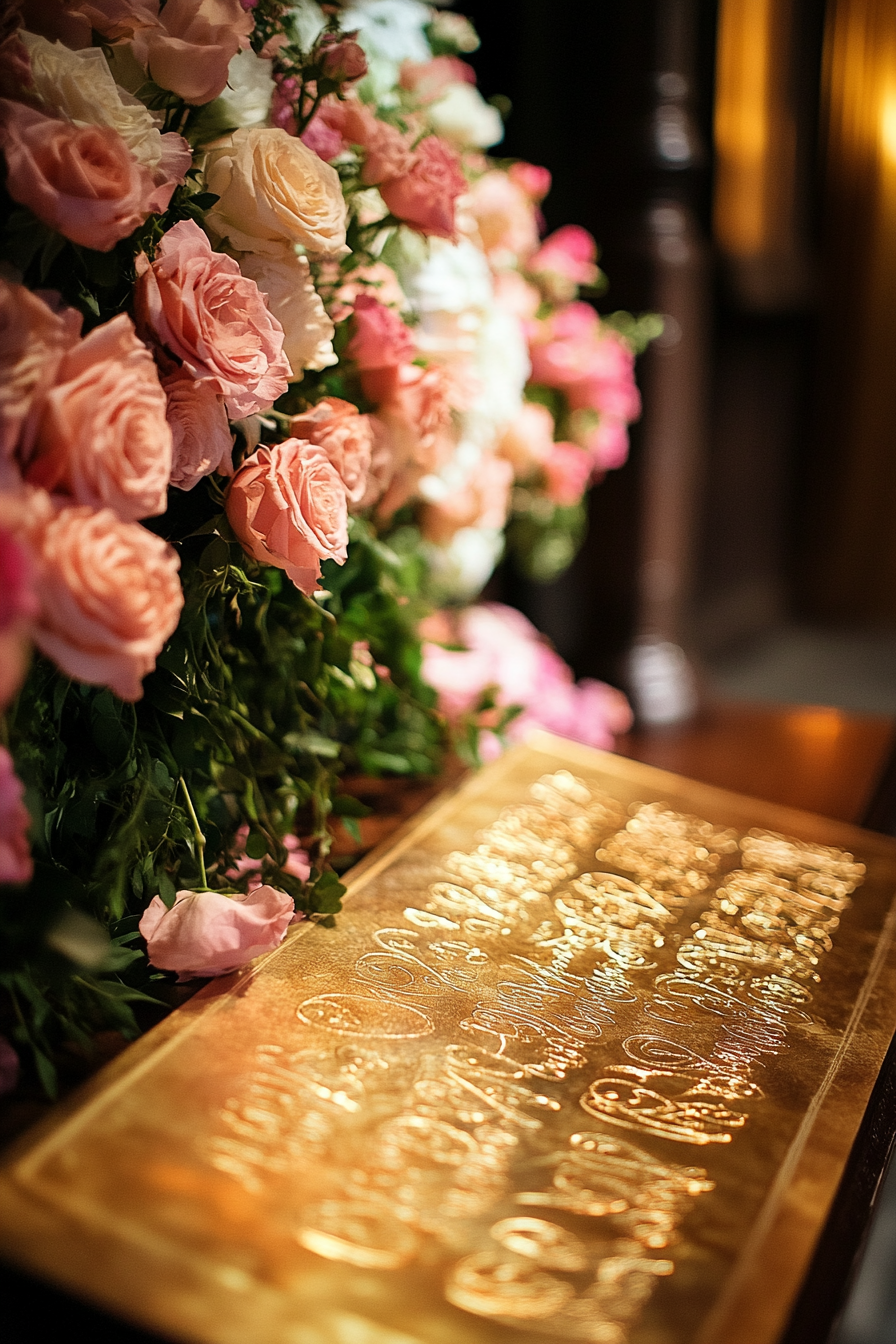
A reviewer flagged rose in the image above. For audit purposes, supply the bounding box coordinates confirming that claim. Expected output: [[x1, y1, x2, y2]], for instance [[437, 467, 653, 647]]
[[541, 441, 593, 506], [226, 440, 349, 595], [0, 524, 37, 712], [0, 746, 31, 886], [0, 99, 164, 252], [26, 314, 172, 522], [467, 169, 540, 265], [497, 401, 555, 477], [315, 30, 367, 83], [204, 127, 348, 258], [529, 224, 600, 303], [583, 415, 630, 471], [346, 294, 415, 371], [399, 55, 475, 100], [339, 101, 413, 186], [32, 504, 183, 701], [428, 82, 504, 150], [419, 453, 513, 544], [134, 220, 290, 418], [0, 279, 81, 462], [226, 828, 310, 890], [288, 397, 373, 506], [236, 249, 336, 379], [139, 884, 295, 980], [161, 372, 233, 491], [508, 161, 551, 201], [130, 0, 254, 105], [366, 362, 456, 515], [379, 135, 466, 241], [22, 32, 191, 209]]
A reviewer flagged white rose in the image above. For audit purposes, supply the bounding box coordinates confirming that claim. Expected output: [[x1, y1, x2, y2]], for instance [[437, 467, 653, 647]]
[[214, 48, 274, 131], [466, 304, 531, 442], [22, 32, 177, 174], [429, 83, 505, 150], [399, 236, 493, 316], [204, 128, 348, 258], [237, 250, 336, 379]]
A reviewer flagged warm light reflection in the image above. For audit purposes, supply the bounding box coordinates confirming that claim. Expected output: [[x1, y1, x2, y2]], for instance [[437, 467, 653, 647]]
[[785, 708, 844, 746], [713, 0, 795, 260], [881, 88, 896, 165]]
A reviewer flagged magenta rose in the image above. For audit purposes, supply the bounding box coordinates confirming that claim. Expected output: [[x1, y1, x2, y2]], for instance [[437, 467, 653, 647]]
[[139, 884, 295, 980], [379, 135, 466, 241], [0, 745, 32, 886], [134, 219, 290, 419], [225, 439, 349, 595], [26, 314, 172, 522], [0, 99, 163, 251]]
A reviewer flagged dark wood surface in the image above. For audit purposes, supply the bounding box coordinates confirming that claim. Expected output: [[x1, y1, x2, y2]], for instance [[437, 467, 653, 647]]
[[2, 702, 895, 1343]]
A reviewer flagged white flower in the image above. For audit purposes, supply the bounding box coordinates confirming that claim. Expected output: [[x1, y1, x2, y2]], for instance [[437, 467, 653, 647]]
[[288, 0, 327, 51], [399, 236, 493, 317], [215, 48, 274, 131], [22, 32, 172, 173], [341, 0, 431, 98], [237, 250, 337, 378], [423, 527, 505, 604], [467, 304, 530, 442], [429, 83, 504, 150]]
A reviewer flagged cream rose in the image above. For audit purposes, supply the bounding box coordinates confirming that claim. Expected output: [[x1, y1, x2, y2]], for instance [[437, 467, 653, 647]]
[[204, 128, 348, 259], [32, 505, 183, 701], [236, 250, 336, 379]]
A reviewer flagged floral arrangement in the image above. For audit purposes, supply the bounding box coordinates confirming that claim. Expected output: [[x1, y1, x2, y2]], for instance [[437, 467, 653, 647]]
[[0, 0, 650, 1094]]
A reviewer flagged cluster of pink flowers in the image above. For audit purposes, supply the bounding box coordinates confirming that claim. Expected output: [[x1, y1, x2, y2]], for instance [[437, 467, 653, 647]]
[[421, 604, 633, 760]]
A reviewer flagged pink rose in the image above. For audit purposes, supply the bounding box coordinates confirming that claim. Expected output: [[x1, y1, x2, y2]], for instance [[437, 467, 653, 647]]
[[379, 136, 466, 241], [542, 441, 592, 507], [497, 401, 554, 477], [346, 294, 415, 371], [0, 29, 33, 100], [0, 1035, 19, 1097], [299, 99, 344, 158], [351, 110, 413, 187], [26, 314, 172, 522], [226, 827, 311, 890], [162, 372, 233, 490], [583, 415, 630, 472], [134, 220, 290, 419], [529, 303, 641, 421], [315, 31, 367, 84], [288, 397, 373, 507], [492, 270, 541, 323], [400, 56, 475, 100], [32, 504, 183, 701], [130, 0, 254, 105], [508, 161, 551, 201], [467, 169, 540, 265], [366, 363, 456, 515], [0, 745, 33, 885], [226, 439, 349, 595], [139, 884, 295, 980], [0, 279, 81, 463], [0, 99, 163, 251], [529, 225, 601, 302]]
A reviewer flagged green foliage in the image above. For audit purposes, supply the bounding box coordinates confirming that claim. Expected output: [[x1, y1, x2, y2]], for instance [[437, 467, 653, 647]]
[[505, 494, 589, 584]]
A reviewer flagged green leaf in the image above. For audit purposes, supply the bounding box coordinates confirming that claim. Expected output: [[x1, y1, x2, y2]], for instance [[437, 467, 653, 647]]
[[331, 796, 373, 818], [245, 830, 267, 860], [158, 871, 177, 909]]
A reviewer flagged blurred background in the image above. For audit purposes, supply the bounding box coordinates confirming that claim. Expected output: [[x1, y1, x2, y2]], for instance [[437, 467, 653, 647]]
[[461, 0, 896, 723], [460, 2, 896, 1340]]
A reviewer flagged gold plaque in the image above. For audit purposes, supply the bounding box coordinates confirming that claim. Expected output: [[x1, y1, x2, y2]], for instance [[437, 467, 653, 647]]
[[2, 731, 896, 1344]]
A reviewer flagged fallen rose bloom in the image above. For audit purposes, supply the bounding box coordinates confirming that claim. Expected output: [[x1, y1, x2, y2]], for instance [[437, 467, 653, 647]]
[[139, 884, 295, 980], [379, 135, 466, 241], [135, 219, 290, 419], [226, 439, 348, 595], [26, 313, 172, 522], [0, 745, 33, 886], [0, 99, 163, 251], [32, 504, 183, 701]]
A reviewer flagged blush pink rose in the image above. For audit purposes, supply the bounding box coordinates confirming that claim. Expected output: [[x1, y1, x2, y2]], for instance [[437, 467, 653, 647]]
[[130, 0, 254, 105], [162, 371, 233, 490], [419, 454, 513, 544], [226, 439, 349, 595], [542, 441, 593, 507], [288, 397, 373, 507], [508, 161, 551, 201], [399, 56, 475, 100], [0, 745, 31, 885], [134, 220, 290, 419], [32, 504, 183, 701], [26, 314, 172, 522], [139, 883, 295, 980], [529, 303, 641, 421], [346, 294, 415, 372], [366, 362, 456, 515], [497, 401, 554, 477], [467, 169, 540, 265], [379, 135, 466, 241], [339, 101, 414, 185], [0, 99, 163, 251], [0, 279, 81, 463], [584, 415, 630, 472], [529, 224, 601, 302]]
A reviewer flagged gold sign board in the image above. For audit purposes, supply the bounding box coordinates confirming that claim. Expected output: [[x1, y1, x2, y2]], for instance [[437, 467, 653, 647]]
[[2, 731, 896, 1344]]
